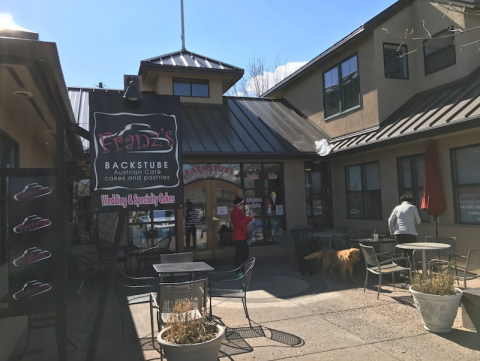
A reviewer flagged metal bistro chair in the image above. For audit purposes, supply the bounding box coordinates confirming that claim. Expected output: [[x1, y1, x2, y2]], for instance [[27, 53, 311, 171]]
[[137, 238, 173, 277], [428, 248, 480, 289], [335, 226, 350, 238], [209, 257, 256, 327], [112, 270, 159, 340], [332, 234, 353, 251], [159, 252, 194, 282], [360, 244, 411, 299], [274, 229, 295, 262], [149, 278, 208, 345]]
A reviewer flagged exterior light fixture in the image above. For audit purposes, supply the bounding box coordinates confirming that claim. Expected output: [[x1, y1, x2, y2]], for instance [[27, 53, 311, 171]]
[[123, 75, 143, 101], [12, 88, 33, 98]]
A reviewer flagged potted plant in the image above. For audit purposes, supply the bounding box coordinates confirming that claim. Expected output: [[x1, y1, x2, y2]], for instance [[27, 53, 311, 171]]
[[409, 271, 463, 333], [157, 302, 225, 361]]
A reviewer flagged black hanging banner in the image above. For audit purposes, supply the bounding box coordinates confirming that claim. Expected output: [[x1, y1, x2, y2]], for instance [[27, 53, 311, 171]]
[[8, 176, 57, 314], [89, 92, 183, 212]]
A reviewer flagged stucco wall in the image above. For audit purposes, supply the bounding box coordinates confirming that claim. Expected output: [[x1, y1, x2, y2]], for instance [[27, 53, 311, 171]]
[[330, 128, 480, 256], [155, 74, 224, 104], [278, 35, 379, 139], [283, 159, 308, 231]]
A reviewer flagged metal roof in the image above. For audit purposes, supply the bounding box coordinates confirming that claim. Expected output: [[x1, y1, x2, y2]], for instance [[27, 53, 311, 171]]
[[141, 49, 242, 72], [262, 0, 414, 97], [329, 67, 480, 156], [67, 88, 328, 157]]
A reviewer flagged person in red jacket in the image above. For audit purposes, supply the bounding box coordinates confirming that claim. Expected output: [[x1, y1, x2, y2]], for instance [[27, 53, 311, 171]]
[[230, 196, 255, 272]]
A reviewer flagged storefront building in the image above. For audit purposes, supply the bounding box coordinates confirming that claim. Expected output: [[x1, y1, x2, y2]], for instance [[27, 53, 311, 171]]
[[68, 50, 331, 260]]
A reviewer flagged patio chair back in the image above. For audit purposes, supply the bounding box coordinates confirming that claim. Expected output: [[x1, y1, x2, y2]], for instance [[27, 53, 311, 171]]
[[466, 249, 480, 275], [241, 257, 256, 291], [151, 278, 208, 344], [160, 252, 193, 264], [333, 235, 348, 251], [274, 229, 294, 247], [359, 244, 379, 267], [112, 270, 159, 340], [137, 246, 166, 277], [293, 225, 313, 229], [157, 278, 208, 315], [335, 226, 350, 236], [425, 236, 456, 260], [154, 237, 172, 251]]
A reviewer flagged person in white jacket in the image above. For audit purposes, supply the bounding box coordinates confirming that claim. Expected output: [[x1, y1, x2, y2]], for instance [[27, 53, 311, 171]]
[[388, 194, 421, 274]]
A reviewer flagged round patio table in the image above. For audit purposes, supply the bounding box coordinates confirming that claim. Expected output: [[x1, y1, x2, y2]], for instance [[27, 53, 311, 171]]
[[350, 238, 396, 252], [395, 242, 451, 281]]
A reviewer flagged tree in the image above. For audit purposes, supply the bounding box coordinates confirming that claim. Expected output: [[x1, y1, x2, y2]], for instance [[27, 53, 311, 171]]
[[226, 55, 306, 97], [382, 1, 480, 57]]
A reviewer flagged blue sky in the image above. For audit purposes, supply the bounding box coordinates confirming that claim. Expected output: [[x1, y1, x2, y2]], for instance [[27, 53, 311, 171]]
[[2, 0, 397, 89]]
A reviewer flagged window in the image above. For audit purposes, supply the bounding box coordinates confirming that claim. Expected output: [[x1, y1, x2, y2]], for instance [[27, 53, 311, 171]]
[[397, 155, 429, 222], [305, 161, 333, 228], [323, 54, 360, 118], [384, 43, 408, 79], [242, 163, 285, 244], [346, 162, 382, 220], [128, 210, 176, 249], [424, 27, 456, 75], [451, 144, 480, 224], [173, 78, 209, 97]]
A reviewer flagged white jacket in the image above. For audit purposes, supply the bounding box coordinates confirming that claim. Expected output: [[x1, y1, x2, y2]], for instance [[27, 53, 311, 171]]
[[388, 201, 421, 236]]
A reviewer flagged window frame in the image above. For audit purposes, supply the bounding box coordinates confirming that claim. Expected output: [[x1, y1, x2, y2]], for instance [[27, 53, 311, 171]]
[[383, 43, 409, 79], [450, 143, 480, 225], [323, 53, 361, 120], [0, 131, 19, 264], [173, 78, 210, 98], [127, 209, 177, 250], [423, 26, 456, 76], [396, 154, 429, 223], [304, 161, 334, 229], [345, 161, 383, 220]]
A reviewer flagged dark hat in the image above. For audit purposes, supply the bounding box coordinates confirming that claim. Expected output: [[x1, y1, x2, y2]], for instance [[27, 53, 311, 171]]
[[233, 196, 244, 207]]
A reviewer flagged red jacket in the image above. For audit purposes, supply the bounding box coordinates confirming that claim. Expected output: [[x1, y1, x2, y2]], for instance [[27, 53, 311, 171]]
[[230, 207, 253, 241]]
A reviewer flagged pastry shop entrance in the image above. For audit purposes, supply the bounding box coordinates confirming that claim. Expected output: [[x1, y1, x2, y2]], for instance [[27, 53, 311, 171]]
[[180, 180, 243, 259]]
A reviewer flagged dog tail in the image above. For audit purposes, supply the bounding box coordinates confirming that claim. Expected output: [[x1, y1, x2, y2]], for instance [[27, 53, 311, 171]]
[[305, 251, 324, 260]]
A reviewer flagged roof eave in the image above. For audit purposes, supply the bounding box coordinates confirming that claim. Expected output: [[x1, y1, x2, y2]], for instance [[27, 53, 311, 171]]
[[262, 0, 415, 97], [327, 116, 480, 159]]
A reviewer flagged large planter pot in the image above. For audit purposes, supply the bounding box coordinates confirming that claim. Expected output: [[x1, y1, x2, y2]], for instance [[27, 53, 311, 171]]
[[409, 286, 463, 333], [157, 325, 225, 361]]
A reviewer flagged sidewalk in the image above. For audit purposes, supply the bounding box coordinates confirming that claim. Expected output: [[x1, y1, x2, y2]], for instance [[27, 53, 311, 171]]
[[95, 255, 479, 361]]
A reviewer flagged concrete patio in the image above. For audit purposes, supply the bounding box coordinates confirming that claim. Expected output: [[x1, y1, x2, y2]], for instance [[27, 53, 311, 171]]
[[6, 254, 478, 360], [93, 255, 480, 361]]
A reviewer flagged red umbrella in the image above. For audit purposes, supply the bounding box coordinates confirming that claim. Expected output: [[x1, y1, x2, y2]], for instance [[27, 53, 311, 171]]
[[421, 142, 447, 238]]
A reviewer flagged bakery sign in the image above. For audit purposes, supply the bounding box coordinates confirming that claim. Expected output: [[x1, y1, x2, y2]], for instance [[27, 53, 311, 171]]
[[183, 164, 240, 185], [89, 92, 183, 211]]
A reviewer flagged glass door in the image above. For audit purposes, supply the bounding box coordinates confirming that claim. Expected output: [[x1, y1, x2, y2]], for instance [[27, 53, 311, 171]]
[[182, 180, 242, 257]]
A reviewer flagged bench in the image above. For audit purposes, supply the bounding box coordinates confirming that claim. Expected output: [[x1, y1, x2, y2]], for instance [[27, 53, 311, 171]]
[[461, 288, 480, 332]]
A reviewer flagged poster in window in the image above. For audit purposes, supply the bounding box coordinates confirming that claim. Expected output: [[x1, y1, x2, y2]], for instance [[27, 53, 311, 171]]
[[458, 186, 480, 224], [8, 176, 57, 314], [89, 92, 183, 212]]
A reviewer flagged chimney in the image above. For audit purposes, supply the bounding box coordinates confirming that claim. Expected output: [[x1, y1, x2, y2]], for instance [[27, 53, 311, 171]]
[[98, 82, 104, 89], [0, 14, 39, 40]]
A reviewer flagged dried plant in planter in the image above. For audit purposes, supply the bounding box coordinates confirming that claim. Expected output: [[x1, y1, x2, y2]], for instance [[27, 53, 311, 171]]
[[411, 270, 458, 296], [163, 301, 218, 345]]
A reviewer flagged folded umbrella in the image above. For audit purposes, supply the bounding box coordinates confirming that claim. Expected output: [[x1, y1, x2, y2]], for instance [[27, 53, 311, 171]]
[[421, 142, 447, 238]]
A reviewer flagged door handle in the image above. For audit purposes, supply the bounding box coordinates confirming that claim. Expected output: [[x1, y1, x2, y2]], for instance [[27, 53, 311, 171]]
[[212, 216, 219, 221]]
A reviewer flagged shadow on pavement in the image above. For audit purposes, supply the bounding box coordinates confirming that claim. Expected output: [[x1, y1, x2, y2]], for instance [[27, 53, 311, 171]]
[[216, 317, 304, 359], [438, 328, 480, 351]]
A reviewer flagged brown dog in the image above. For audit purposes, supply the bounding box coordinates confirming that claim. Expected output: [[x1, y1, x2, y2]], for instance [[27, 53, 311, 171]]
[[305, 248, 361, 282]]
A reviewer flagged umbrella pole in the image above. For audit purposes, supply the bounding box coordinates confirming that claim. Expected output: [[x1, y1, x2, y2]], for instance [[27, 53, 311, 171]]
[[434, 213, 439, 239]]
